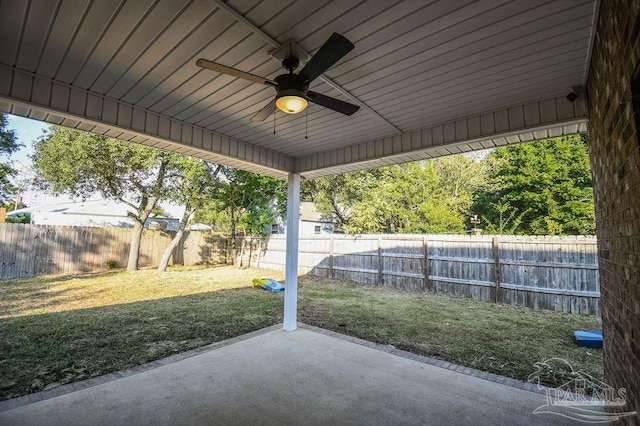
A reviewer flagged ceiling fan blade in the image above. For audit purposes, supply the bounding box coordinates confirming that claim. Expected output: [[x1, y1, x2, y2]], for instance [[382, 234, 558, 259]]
[[250, 99, 277, 122], [299, 33, 354, 83], [196, 59, 276, 86], [306, 91, 359, 116]]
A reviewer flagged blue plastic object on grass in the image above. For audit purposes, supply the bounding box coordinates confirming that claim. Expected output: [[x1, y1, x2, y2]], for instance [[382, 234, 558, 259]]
[[252, 277, 285, 292], [574, 330, 602, 348]]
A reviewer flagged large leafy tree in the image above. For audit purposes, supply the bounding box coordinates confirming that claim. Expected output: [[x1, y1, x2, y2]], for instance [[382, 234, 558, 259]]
[[302, 169, 384, 232], [194, 168, 286, 265], [347, 162, 465, 234], [431, 154, 491, 220], [474, 135, 595, 235], [32, 126, 182, 270], [157, 158, 222, 272], [306, 156, 488, 234], [0, 114, 22, 207]]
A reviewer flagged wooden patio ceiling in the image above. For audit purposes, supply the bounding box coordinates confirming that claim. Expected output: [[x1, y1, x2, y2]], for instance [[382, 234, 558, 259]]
[[0, 0, 596, 179]]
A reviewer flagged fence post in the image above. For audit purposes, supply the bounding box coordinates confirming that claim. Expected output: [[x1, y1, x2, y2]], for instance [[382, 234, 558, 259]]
[[328, 235, 334, 278], [423, 236, 429, 291], [377, 235, 383, 286], [493, 236, 501, 303]]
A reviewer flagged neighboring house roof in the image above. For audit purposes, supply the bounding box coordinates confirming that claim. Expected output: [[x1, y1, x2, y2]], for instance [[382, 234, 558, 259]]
[[299, 202, 334, 223], [8, 199, 136, 218], [188, 223, 212, 231], [7, 199, 181, 230], [59, 200, 136, 217]]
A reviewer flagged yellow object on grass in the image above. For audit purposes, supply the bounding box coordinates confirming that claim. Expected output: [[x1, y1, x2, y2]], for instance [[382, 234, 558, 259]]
[[252, 278, 270, 288], [252, 277, 285, 292]]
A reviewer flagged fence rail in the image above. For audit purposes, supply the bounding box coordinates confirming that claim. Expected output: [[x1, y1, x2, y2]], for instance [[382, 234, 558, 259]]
[[0, 223, 228, 278], [238, 234, 600, 315], [0, 224, 599, 314]]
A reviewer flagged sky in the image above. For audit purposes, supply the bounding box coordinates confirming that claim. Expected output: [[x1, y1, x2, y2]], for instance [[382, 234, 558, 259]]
[[6, 114, 48, 166], [4, 114, 184, 217], [5, 115, 59, 207]]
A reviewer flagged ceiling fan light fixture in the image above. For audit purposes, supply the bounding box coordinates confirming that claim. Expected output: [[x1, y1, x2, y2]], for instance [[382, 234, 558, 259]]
[[197, 32, 359, 121], [276, 89, 308, 114]]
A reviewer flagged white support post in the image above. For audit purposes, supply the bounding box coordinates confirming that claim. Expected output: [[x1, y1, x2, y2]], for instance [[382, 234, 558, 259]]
[[283, 173, 301, 331]]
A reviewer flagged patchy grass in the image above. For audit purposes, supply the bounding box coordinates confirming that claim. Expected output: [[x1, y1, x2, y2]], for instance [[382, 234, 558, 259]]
[[297, 276, 603, 390], [0, 265, 281, 319], [0, 266, 285, 400], [0, 266, 602, 401]]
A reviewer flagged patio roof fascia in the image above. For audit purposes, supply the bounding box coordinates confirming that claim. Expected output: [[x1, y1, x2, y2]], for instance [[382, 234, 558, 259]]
[[296, 96, 588, 178], [0, 64, 293, 179], [0, 63, 588, 180]]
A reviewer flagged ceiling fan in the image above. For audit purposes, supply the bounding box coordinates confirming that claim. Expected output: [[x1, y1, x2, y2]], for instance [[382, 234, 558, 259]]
[[196, 33, 360, 122]]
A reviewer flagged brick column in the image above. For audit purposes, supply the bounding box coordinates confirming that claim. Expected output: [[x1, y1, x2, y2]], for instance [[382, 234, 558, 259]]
[[587, 0, 640, 421]]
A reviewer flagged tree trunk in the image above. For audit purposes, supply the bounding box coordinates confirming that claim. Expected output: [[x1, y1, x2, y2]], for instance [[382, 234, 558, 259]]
[[230, 216, 237, 266], [127, 203, 156, 271], [237, 237, 245, 268], [125, 157, 169, 271], [157, 207, 193, 272], [127, 220, 144, 271]]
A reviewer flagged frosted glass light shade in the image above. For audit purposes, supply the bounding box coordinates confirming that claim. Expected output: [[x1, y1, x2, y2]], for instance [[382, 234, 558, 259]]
[[276, 95, 308, 114]]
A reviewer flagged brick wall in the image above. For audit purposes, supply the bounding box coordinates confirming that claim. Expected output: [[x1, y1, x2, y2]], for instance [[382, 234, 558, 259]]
[[587, 0, 640, 421]]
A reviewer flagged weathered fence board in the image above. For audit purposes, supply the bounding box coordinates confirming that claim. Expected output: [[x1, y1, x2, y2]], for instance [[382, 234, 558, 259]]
[[235, 234, 600, 314], [0, 224, 599, 314], [0, 224, 228, 278]]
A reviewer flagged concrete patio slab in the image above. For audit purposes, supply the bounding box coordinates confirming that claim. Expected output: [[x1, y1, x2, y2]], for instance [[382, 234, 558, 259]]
[[0, 325, 589, 425]]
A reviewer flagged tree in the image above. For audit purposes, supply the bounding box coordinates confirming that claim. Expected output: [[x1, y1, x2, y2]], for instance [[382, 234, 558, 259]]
[[473, 135, 595, 235], [431, 154, 491, 220], [346, 162, 465, 234], [306, 156, 488, 235], [482, 200, 527, 235], [302, 169, 386, 232], [0, 114, 22, 207], [32, 126, 181, 270], [157, 159, 222, 272], [194, 168, 286, 265]]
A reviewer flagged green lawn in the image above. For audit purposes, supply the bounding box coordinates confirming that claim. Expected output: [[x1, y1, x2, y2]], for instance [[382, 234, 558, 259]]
[[0, 266, 602, 401], [297, 278, 603, 389]]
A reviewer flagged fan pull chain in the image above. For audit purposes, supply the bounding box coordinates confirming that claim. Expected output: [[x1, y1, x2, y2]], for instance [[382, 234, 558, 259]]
[[305, 108, 308, 139], [273, 110, 276, 135]]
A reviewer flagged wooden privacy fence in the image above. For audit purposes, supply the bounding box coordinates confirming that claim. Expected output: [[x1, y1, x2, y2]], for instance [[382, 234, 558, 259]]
[[0, 223, 227, 278], [239, 234, 600, 315], [0, 224, 599, 314]]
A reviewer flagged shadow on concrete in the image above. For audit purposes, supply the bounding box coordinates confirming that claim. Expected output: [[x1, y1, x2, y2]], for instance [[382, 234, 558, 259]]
[[0, 325, 588, 425]]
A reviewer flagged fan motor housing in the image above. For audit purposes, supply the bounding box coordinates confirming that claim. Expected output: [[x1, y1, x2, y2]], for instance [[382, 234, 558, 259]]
[[274, 74, 309, 94], [196, 32, 358, 121]]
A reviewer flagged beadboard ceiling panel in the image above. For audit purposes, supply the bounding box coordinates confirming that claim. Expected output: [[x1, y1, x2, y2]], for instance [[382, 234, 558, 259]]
[[0, 0, 597, 178]]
